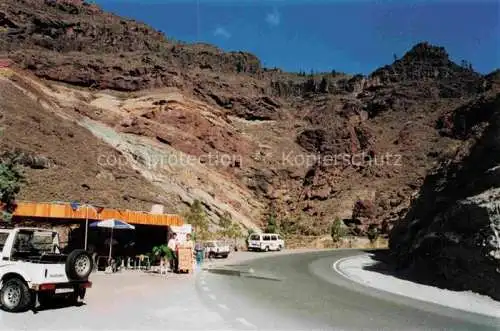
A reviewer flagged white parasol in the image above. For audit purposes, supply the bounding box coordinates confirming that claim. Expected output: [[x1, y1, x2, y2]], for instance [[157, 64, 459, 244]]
[[90, 219, 135, 260]]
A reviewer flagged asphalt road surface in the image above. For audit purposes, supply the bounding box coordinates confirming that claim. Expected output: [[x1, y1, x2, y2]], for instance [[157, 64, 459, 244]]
[[197, 249, 500, 330], [1, 249, 499, 330]]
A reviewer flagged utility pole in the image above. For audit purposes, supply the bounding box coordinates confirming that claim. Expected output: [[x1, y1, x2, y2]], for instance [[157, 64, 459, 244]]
[[83, 203, 97, 251]]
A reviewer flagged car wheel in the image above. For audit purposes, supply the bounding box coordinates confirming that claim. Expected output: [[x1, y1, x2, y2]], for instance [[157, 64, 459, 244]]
[[208, 252, 215, 259], [264, 246, 269, 252], [278, 245, 282, 251], [0, 278, 33, 312], [66, 249, 94, 281]]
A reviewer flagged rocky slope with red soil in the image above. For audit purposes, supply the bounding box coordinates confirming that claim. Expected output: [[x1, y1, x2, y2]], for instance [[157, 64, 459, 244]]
[[1, 0, 498, 238], [0, 70, 173, 211]]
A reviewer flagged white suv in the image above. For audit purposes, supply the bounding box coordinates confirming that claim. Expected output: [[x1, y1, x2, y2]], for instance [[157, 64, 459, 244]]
[[247, 233, 284, 252], [0, 227, 93, 312], [203, 241, 230, 258]]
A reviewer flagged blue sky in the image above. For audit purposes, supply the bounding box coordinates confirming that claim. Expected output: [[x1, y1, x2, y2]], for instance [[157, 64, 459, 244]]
[[95, 0, 499, 75]]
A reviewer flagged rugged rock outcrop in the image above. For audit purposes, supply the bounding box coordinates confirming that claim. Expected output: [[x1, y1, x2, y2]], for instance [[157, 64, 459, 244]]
[[390, 94, 500, 300], [371, 42, 487, 97], [0, 0, 261, 91], [1, 0, 499, 238]]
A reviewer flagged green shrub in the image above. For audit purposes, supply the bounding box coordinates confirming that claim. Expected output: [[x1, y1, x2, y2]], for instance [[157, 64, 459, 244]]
[[150, 244, 173, 265], [218, 211, 232, 238], [265, 209, 278, 233], [183, 199, 209, 240], [367, 225, 380, 244], [0, 157, 23, 222], [330, 217, 344, 243], [245, 229, 255, 246]]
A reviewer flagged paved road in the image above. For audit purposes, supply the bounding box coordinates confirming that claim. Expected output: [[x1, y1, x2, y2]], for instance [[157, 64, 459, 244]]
[[0, 249, 498, 330], [198, 250, 500, 330]]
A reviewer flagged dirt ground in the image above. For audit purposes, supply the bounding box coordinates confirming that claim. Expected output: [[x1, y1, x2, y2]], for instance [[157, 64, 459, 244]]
[[0, 249, 317, 330]]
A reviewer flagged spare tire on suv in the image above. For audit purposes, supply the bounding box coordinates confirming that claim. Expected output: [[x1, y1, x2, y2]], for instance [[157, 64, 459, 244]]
[[65, 250, 93, 281]]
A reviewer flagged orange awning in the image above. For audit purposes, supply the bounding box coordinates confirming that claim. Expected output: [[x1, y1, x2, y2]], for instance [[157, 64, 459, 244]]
[[12, 201, 183, 227]]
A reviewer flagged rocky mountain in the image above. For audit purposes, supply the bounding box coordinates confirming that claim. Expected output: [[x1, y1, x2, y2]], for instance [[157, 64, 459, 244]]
[[1, 0, 498, 240], [390, 94, 500, 300]]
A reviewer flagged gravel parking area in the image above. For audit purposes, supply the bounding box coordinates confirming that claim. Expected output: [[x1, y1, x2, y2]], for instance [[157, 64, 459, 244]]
[[0, 269, 232, 331], [0, 249, 317, 331]]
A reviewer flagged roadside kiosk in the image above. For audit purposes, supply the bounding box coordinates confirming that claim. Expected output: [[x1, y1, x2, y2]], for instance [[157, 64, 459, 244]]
[[172, 224, 194, 273], [177, 244, 193, 273]]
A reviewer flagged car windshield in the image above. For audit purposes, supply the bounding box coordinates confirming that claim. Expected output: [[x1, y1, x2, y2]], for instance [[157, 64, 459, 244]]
[[0, 232, 8, 252], [250, 234, 260, 240]]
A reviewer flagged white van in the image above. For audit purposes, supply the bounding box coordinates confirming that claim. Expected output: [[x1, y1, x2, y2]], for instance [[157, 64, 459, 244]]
[[247, 233, 284, 252]]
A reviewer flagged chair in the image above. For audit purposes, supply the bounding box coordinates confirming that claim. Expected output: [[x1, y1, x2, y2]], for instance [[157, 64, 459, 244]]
[[159, 258, 168, 276], [96, 256, 108, 271], [126, 256, 133, 269], [92, 253, 98, 272], [143, 256, 150, 270], [134, 255, 150, 270]]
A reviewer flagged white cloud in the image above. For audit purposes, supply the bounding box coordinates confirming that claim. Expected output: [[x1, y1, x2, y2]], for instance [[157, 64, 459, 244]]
[[213, 26, 231, 39], [266, 9, 281, 26]]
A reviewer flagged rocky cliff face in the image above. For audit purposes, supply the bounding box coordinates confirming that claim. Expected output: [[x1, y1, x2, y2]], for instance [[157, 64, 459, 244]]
[[1, 0, 499, 239], [0, 0, 262, 91], [390, 94, 500, 300]]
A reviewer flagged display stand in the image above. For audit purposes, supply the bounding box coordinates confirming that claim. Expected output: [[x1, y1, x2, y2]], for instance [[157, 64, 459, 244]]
[[177, 246, 193, 273]]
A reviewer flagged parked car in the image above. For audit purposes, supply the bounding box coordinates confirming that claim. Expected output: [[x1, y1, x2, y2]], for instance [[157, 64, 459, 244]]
[[0, 227, 93, 312], [247, 233, 284, 252], [203, 240, 230, 258]]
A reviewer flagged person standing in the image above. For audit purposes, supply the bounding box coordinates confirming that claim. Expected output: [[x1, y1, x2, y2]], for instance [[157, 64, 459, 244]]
[[194, 240, 204, 268], [167, 233, 178, 272], [184, 233, 195, 271], [184, 233, 194, 249]]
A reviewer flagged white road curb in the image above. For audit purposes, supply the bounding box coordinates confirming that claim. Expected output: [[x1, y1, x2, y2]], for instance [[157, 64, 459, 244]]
[[332, 255, 362, 279], [333, 254, 500, 319]]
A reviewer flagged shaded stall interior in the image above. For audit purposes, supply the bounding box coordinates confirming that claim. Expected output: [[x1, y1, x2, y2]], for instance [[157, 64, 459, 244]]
[[11, 216, 170, 264], [72, 223, 169, 255]]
